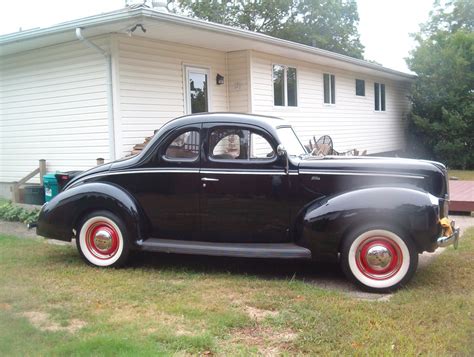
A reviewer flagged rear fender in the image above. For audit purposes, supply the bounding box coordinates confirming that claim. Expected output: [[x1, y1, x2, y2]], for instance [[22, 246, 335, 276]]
[[37, 182, 149, 245], [294, 187, 440, 260]]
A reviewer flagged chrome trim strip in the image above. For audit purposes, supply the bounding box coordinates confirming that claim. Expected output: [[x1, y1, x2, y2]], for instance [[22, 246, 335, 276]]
[[68, 168, 200, 188], [95, 168, 200, 177], [299, 170, 425, 180], [200, 169, 287, 176], [69, 168, 291, 188]]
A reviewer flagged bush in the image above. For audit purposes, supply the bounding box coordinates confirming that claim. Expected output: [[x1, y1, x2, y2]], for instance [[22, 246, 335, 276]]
[[0, 201, 40, 224], [406, 0, 473, 169]]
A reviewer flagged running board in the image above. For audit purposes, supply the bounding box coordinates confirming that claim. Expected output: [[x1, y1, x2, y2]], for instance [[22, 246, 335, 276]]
[[138, 238, 312, 259]]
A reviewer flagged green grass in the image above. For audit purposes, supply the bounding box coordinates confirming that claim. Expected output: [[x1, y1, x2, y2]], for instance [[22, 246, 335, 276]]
[[448, 170, 474, 180], [0, 230, 473, 356]]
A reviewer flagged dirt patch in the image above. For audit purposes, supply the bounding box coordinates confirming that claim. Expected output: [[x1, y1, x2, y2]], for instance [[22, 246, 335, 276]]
[[21, 311, 86, 334], [244, 306, 279, 322], [0, 303, 12, 311], [0, 221, 39, 239], [230, 326, 297, 356], [110, 307, 197, 337]]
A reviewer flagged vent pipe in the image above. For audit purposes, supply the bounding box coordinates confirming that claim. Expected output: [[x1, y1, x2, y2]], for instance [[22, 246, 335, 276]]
[[75, 28, 116, 161]]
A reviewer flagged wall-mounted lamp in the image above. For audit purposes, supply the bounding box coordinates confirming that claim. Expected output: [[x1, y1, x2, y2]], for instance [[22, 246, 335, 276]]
[[216, 74, 224, 85]]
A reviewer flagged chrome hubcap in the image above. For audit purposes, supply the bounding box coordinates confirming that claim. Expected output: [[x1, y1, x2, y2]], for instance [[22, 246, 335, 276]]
[[93, 229, 113, 252], [365, 245, 392, 271]]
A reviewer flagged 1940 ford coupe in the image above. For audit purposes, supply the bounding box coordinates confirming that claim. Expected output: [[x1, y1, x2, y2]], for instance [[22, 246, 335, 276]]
[[36, 113, 459, 292]]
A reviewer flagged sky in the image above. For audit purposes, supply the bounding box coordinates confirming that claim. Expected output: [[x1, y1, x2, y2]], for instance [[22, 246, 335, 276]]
[[0, 0, 434, 73]]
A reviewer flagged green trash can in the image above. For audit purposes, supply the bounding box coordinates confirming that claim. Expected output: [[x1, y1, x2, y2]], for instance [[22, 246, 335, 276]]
[[23, 185, 45, 205], [43, 173, 59, 202]]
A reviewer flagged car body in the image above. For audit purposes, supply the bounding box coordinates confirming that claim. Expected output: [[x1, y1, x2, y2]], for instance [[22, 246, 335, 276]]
[[36, 113, 459, 292]]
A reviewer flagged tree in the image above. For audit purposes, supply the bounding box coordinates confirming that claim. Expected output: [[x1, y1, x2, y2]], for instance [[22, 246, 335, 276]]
[[169, 0, 364, 59], [406, 0, 473, 169]]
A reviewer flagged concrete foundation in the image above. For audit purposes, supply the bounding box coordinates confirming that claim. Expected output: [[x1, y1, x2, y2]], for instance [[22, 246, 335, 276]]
[[0, 182, 14, 200]]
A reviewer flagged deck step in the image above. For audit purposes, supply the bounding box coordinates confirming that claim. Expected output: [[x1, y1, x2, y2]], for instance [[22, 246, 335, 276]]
[[138, 238, 312, 259]]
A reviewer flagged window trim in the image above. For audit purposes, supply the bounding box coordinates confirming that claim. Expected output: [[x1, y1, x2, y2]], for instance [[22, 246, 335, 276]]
[[207, 125, 278, 164], [355, 79, 365, 97], [323, 73, 336, 105], [272, 64, 298, 107], [374, 82, 386, 112], [183, 65, 212, 115]]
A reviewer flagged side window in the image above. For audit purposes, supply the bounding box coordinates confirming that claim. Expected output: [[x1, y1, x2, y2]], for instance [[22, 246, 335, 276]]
[[250, 133, 274, 159], [323, 73, 336, 104], [374, 82, 386, 111], [209, 128, 275, 161], [164, 130, 200, 160], [355, 79, 365, 96]]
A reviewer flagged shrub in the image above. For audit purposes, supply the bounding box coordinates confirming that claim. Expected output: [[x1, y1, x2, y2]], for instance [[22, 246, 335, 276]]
[[0, 201, 40, 224]]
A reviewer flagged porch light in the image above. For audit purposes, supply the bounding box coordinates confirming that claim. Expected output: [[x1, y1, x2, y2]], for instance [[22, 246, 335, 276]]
[[216, 74, 224, 85]]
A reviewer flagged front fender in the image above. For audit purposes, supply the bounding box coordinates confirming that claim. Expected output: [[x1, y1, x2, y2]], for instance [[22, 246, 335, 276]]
[[295, 187, 440, 260], [37, 182, 148, 245]]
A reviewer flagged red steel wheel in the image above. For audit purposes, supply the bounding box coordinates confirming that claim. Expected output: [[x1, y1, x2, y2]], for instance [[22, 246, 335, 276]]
[[341, 227, 418, 292], [77, 212, 130, 267]]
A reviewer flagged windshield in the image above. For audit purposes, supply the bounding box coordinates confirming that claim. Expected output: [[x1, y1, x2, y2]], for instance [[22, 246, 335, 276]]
[[277, 127, 307, 157]]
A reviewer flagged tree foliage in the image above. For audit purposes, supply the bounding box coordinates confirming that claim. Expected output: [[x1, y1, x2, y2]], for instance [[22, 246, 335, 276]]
[[169, 0, 364, 59], [406, 0, 473, 169]]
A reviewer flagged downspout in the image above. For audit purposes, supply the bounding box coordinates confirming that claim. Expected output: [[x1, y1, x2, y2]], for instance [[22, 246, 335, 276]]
[[75, 27, 116, 161]]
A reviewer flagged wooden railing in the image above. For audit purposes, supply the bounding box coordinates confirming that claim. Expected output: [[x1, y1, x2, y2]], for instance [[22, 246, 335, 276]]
[[12, 159, 47, 203]]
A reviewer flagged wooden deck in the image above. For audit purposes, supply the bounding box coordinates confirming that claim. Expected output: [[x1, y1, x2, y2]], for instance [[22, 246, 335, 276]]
[[449, 180, 474, 213]]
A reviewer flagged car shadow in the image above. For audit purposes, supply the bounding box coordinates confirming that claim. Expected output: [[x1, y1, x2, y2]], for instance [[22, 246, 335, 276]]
[[127, 251, 381, 298]]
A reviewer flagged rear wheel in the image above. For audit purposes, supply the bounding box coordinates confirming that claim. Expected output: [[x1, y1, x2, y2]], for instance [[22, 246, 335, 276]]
[[341, 225, 418, 292], [76, 211, 130, 267]]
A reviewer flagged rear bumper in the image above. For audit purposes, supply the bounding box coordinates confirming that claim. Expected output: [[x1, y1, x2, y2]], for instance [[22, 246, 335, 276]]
[[437, 220, 460, 249]]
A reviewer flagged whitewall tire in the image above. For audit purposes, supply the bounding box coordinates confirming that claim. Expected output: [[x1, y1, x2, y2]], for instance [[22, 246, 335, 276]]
[[341, 226, 418, 292], [77, 211, 130, 267]]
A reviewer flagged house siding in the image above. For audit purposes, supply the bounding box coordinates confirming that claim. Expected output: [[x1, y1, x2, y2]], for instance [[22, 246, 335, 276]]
[[0, 39, 110, 183], [226, 50, 250, 113], [250, 51, 411, 154], [115, 36, 228, 157]]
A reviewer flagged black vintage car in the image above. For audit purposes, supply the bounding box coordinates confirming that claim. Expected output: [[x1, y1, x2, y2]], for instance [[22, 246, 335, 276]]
[[36, 113, 459, 292]]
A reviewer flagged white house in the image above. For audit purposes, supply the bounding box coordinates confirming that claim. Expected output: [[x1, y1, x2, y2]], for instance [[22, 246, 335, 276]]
[[0, 5, 414, 198]]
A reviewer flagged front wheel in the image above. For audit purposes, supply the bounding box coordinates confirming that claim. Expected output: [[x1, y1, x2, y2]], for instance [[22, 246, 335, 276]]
[[341, 226, 418, 292], [76, 211, 130, 267]]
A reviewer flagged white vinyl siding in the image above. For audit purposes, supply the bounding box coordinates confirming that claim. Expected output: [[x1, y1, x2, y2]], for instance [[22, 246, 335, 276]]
[[0, 39, 110, 183], [250, 51, 411, 154], [227, 50, 250, 113], [116, 36, 228, 157]]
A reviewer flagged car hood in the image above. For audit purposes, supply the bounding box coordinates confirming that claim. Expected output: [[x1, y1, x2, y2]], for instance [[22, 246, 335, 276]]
[[298, 155, 445, 176]]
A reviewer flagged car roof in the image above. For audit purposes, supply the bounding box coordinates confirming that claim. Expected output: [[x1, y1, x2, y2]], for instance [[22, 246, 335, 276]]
[[158, 112, 289, 133]]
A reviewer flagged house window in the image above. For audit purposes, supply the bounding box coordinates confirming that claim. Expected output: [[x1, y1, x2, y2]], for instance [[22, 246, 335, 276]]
[[355, 79, 365, 96], [273, 65, 297, 107], [323, 73, 335, 104], [374, 82, 386, 111]]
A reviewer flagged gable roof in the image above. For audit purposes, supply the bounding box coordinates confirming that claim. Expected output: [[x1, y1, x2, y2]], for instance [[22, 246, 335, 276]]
[[0, 6, 415, 81]]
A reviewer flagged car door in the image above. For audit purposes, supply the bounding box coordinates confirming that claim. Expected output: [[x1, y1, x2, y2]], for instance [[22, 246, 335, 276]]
[[200, 123, 291, 243], [114, 125, 202, 241]]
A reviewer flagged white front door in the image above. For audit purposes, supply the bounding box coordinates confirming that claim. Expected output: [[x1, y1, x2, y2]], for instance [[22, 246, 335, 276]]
[[185, 66, 210, 114]]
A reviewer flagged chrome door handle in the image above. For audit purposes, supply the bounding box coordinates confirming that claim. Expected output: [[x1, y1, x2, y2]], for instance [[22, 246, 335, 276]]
[[201, 177, 219, 182]]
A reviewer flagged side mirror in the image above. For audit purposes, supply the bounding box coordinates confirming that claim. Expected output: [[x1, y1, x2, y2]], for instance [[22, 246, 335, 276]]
[[276, 144, 287, 157], [276, 144, 289, 174]]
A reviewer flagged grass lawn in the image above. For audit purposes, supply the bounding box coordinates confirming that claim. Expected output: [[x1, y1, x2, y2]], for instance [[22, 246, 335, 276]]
[[448, 170, 474, 181], [0, 230, 473, 356]]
